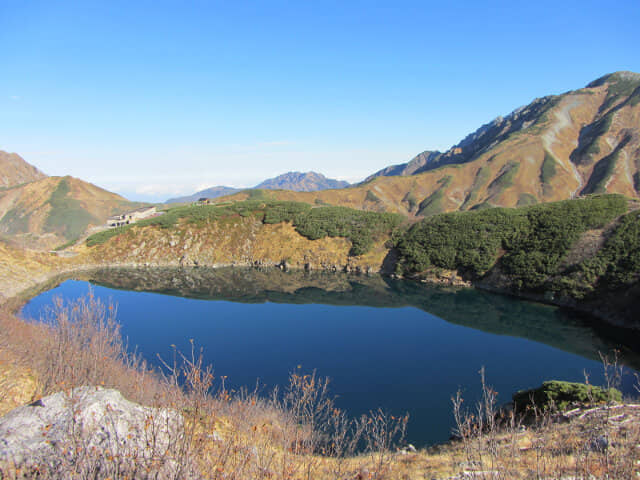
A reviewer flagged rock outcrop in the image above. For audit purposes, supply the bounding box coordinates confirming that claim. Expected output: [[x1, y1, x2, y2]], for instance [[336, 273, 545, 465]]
[[0, 387, 196, 479]]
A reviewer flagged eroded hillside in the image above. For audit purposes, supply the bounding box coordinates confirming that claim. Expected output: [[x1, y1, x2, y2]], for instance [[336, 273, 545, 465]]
[[0, 176, 143, 250], [224, 72, 640, 216]]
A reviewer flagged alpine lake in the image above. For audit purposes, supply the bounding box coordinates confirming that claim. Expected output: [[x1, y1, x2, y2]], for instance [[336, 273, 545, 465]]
[[20, 267, 640, 446]]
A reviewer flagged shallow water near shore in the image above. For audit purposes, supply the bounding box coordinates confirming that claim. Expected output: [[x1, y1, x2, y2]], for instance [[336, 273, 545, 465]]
[[21, 267, 640, 446]]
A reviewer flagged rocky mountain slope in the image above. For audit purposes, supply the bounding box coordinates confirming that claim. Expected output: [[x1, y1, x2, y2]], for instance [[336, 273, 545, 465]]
[[0, 151, 46, 188], [363, 150, 442, 182], [228, 71, 640, 216], [0, 175, 142, 250], [167, 171, 349, 203]]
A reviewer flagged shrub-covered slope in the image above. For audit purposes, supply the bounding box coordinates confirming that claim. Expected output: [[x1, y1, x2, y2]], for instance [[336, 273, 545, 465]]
[[80, 195, 640, 327], [83, 200, 402, 272], [395, 194, 639, 326]]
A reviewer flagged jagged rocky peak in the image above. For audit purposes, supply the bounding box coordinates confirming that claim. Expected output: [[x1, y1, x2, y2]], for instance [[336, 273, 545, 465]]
[[367, 93, 561, 182], [451, 95, 556, 158], [363, 150, 442, 181], [403, 151, 442, 174]]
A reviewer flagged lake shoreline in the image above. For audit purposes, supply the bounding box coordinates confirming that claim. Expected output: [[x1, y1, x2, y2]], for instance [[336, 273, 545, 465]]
[[24, 269, 640, 447], [3, 259, 639, 337]]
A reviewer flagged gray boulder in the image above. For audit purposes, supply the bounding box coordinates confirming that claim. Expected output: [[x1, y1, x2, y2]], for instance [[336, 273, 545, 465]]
[[0, 386, 196, 479]]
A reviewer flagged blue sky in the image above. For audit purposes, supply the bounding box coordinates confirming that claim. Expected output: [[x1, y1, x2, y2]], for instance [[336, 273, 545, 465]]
[[1, 1, 639, 201]]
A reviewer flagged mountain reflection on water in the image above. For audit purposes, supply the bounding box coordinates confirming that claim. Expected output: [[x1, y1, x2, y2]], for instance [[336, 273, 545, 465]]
[[84, 267, 640, 370], [22, 267, 640, 445]]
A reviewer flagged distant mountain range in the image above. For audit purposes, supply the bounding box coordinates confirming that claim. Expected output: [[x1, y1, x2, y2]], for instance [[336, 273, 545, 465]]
[[2, 71, 640, 249], [166, 171, 350, 203], [232, 71, 640, 215], [166, 186, 240, 204], [255, 171, 349, 191]]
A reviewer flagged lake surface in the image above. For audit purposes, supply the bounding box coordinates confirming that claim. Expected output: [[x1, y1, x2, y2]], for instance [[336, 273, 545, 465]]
[[21, 267, 640, 446]]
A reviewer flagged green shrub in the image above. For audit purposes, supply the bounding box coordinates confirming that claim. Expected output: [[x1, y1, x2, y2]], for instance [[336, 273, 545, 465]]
[[513, 380, 621, 414], [0, 207, 30, 234], [53, 237, 79, 251], [540, 151, 557, 184], [396, 195, 628, 290], [417, 190, 445, 216], [488, 162, 519, 193], [417, 176, 452, 217], [365, 190, 380, 203], [244, 189, 270, 201], [291, 206, 402, 256], [86, 226, 131, 247], [553, 209, 640, 298], [396, 207, 524, 276], [263, 202, 312, 224]]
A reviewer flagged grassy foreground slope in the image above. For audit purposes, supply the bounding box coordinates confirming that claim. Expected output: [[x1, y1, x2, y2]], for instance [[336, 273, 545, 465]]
[[1, 288, 639, 479]]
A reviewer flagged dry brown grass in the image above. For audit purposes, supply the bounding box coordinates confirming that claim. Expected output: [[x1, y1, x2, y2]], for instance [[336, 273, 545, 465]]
[[447, 365, 640, 479], [0, 296, 639, 479], [0, 295, 410, 479]]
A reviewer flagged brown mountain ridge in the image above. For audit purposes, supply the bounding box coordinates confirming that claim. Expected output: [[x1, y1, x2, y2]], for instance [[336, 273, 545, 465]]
[[0, 151, 46, 188], [2, 71, 639, 249], [0, 166, 143, 250], [224, 71, 640, 216]]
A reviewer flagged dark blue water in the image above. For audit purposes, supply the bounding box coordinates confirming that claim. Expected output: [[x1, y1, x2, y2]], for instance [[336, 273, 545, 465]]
[[21, 269, 640, 446]]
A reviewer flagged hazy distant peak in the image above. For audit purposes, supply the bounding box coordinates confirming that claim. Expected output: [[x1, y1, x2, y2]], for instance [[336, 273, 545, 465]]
[[254, 171, 349, 191], [166, 186, 241, 204], [166, 171, 350, 203]]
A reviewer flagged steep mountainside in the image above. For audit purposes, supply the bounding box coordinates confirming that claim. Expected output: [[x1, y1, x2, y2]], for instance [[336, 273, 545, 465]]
[[227, 72, 640, 216], [363, 150, 442, 182], [0, 176, 142, 250], [0, 151, 47, 188], [167, 172, 349, 203]]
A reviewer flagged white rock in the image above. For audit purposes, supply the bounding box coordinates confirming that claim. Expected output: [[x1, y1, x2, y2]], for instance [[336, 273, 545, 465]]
[[0, 386, 195, 478]]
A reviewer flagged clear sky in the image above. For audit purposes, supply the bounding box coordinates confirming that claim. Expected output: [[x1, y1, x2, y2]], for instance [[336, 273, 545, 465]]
[[1, 0, 639, 201]]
